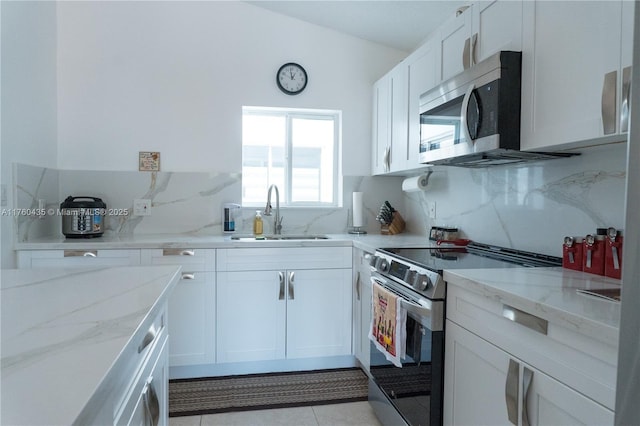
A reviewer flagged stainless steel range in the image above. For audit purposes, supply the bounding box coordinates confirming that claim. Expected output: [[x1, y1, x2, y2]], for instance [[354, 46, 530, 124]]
[[367, 242, 561, 426]]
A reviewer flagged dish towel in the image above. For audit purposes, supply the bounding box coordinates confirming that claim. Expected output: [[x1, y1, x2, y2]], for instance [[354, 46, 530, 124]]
[[369, 280, 407, 367]]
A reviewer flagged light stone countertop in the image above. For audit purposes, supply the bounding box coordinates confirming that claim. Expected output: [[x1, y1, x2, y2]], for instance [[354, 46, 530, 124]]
[[1, 265, 182, 426], [14, 232, 433, 253], [444, 267, 622, 346]]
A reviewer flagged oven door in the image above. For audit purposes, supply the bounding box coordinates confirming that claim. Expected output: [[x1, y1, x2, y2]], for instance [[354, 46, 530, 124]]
[[368, 274, 444, 426]]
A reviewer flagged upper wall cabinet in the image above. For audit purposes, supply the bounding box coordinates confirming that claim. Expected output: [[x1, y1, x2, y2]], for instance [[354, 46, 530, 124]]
[[521, 1, 633, 151], [372, 66, 409, 175], [440, 1, 523, 82]]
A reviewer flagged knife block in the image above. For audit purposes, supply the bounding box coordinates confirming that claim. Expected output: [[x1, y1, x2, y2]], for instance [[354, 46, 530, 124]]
[[381, 212, 405, 235]]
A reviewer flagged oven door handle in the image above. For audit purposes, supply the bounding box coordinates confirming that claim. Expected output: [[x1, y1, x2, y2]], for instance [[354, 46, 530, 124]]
[[371, 276, 443, 332]]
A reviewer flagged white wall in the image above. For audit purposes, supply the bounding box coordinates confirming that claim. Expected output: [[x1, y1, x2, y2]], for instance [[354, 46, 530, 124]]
[[56, 1, 406, 174], [1, 1, 58, 268]]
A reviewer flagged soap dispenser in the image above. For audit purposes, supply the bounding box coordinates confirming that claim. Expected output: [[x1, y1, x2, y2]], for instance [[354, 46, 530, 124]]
[[223, 203, 241, 233], [253, 210, 263, 237]]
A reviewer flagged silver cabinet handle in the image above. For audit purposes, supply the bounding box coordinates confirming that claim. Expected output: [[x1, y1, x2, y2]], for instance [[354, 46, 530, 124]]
[[522, 366, 534, 426], [143, 376, 160, 426], [64, 250, 97, 257], [471, 32, 478, 66], [288, 271, 295, 300], [355, 271, 361, 301], [503, 305, 548, 335], [602, 70, 617, 135], [505, 359, 519, 426], [621, 66, 632, 133], [138, 324, 157, 353], [162, 248, 195, 256], [278, 272, 285, 300], [463, 37, 471, 70], [181, 273, 195, 280], [383, 146, 391, 172]]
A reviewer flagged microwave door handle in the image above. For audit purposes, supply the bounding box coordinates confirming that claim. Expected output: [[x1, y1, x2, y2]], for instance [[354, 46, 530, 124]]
[[460, 83, 475, 145]]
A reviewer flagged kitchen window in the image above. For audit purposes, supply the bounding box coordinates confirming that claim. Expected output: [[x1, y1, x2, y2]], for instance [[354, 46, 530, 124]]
[[242, 106, 341, 207]]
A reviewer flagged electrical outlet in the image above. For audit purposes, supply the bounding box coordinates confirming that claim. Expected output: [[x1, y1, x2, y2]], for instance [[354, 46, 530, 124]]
[[133, 199, 152, 216], [427, 201, 436, 219]]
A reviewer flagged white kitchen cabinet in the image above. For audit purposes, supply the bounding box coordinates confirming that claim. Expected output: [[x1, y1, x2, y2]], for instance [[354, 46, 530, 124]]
[[439, 5, 472, 82], [372, 75, 391, 175], [216, 247, 352, 364], [521, 0, 631, 151], [16, 248, 140, 268], [352, 247, 373, 371], [439, 1, 522, 82], [141, 249, 215, 368], [372, 66, 408, 175], [115, 332, 169, 426], [445, 320, 614, 426], [444, 283, 616, 424]]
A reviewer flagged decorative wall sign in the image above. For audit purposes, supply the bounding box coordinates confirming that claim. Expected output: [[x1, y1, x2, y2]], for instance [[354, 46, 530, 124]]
[[139, 152, 160, 171]]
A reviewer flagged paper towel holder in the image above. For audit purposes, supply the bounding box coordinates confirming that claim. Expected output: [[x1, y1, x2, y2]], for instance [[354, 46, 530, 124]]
[[349, 191, 367, 235]]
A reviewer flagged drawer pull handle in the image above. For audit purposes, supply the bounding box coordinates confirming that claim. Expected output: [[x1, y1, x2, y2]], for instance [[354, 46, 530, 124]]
[[64, 250, 97, 257], [162, 249, 195, 256], [181, 273, 195, 280], [505, 359, 519, 426], [138, 324, 157, 353], [503, 305, 548, 335]]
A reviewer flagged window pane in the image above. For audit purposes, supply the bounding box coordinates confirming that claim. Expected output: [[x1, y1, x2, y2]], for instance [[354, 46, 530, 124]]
[[291, 117, 334, 203], [242, 114, 286, 204]]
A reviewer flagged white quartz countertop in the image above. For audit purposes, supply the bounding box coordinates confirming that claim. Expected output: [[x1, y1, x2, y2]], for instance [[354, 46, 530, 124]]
[[444, 267, 622, 346], [1, 265, 182, 425], [14, 232, 432, 253]]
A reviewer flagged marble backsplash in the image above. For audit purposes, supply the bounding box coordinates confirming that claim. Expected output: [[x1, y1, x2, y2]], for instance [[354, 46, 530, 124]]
[[14, 142, 628, 257], [14, 164, 405, 242], [402, 143, 628, 256]]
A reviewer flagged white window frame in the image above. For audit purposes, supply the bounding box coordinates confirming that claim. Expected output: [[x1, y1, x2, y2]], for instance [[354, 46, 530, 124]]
[[242, 106, 342, 208]]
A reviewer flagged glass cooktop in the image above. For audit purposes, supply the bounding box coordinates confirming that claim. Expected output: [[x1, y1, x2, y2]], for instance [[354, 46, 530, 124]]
[[379, 242, 561, 273]]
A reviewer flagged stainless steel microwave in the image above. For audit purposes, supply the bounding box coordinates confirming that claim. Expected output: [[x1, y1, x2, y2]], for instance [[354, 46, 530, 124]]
[[419, 51, 532, 167]]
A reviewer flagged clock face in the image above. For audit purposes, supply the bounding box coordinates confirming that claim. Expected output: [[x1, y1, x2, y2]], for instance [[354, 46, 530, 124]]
[[277, 63, 308, 95]]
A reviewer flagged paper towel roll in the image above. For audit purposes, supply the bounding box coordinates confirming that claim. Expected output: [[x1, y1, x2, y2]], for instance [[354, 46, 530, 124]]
[[402, 174, 430, 192], [352, 192, 364, 227]]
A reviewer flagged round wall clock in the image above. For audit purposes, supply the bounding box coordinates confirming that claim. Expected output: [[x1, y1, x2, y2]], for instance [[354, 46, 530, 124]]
[[276, 62, 308, 95]]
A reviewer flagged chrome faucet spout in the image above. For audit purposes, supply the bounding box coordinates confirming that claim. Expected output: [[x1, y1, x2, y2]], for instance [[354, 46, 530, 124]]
[[264, 184, 282, 234]]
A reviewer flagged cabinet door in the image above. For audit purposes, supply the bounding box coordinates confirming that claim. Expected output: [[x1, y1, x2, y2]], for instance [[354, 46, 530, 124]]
[[471, 0, 522, 63], [216, 271, 285, 363], [352, 250, 373, 370], [444, 320, 512, 426], [167, 271, 215, 366], [407, 39, 440, 170], [286, 269, 352, 359], [521, 1, 623, 150], [388, 65, 409, 173], [372, 76, 391, 175], [439, 6, 473, 81], [524, 362, 614, 426]]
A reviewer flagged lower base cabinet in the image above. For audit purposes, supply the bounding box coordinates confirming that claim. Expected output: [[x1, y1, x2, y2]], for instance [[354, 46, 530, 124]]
[[445, 321, 614, 426], [115, 335, 169, 426], [216, 268, 352, 363]]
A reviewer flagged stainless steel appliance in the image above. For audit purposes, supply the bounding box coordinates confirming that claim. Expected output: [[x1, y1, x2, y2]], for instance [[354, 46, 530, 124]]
[[60, 196, 106, 238], [368, 242, 561, 426], [419, 51, 575, 167]]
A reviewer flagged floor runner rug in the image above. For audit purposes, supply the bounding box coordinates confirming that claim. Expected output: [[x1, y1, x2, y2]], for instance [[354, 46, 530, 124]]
[[168, 367, 369, 417]]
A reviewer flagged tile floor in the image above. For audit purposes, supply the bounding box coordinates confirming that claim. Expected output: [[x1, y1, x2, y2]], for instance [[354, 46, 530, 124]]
[[169, 401, 382, 426]]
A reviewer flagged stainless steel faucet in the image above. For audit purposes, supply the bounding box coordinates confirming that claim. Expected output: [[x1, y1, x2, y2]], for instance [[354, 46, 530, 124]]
[[263, 184, 283, 234]]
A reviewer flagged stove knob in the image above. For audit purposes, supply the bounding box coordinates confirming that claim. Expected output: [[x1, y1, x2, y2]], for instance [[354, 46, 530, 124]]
[[414, 274, 431, 291], [368, 255, 379, 267], [378, 259, 390, 273]]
